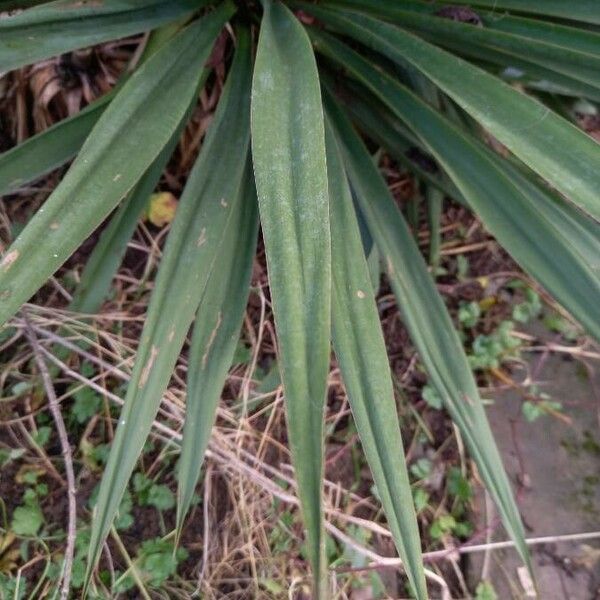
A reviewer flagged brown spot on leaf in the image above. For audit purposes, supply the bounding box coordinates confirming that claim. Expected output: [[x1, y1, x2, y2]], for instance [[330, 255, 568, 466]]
[[356, 290, 366, 299], [386, 256, 394, 275], [1, 250, 19, 272], [50, 222, 60, 230], [202, 312, 222, 368], [139, 345, 159, 388], [197, 228, 207, 247]]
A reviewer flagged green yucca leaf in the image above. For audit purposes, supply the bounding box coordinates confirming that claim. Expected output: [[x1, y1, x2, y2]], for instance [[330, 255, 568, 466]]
[[324, 1, 600, 68], [426, 186, 443, 269], [325, 117, 427, 600], [68, 139, 178, 314], [323, 35, 600, 345], [430, 0, 600, 24], [85, 28, 250, 591], [302, 4, 600, 222], [324, 0, 600, 55], [324, 88, 531, 572], [334, 82, 463, 202], [328, 1, 600, 91], [0, 20, 186, 200], [176, 165, 259, 542], [442, 42, 600, 102], [251, 1, 331, 596], [69, 41, 209, 315], [0, 0, 211, 72], [0, 94, 109, 198], [0, 4, 233, 328]]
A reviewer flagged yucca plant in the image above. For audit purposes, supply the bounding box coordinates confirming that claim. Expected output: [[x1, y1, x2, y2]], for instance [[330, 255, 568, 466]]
[[1, 0, 600, 597]]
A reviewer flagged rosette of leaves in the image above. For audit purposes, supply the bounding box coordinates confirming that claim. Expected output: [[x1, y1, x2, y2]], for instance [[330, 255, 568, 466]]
[[2, 1, 600, 597]]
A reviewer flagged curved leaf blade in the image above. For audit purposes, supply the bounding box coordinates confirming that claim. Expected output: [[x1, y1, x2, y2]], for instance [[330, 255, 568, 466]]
[[323, 87, 531, 572], [0, 0, 210, 72], [323, 36, 600, 346], [431, 0, 600, 25], [251, 2, 331, 595], [85, 30, 251, 588], [303, 5, 600, 222], [325, 117, 427, 600], [0, 4, 233, 328], [176, 167, 258, 540], [0, 94, 110, 198]]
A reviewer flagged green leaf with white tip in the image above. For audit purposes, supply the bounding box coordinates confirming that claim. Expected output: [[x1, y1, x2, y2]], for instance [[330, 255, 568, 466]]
[[323, 87, 531, 572], [0, 0, 211, 72], [0, 4, 233, 328], [85, 29, 251, 589], [251, 2, 331, 596], [325, 117, 427, 600], [302, 4, 600, 222]]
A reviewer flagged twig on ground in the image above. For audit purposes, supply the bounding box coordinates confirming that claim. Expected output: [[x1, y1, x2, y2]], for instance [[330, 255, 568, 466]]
[[22, 313, 76, 600]]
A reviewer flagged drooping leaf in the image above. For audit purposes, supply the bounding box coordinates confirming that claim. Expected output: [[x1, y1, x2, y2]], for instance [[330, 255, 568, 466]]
[[84, 25, 250, 591], [423, 0, 600, 24], [320, 33, 600, 346], [302, 4, 600, 222], [0, 94, 110, 198], [176, 166, 258, 541], [0, 0, 211, 72], [251, 2, 331, 595], [321, 0, 600, 89], [0, 21, 188, 200], [323, 87, 531, 572], [325, 117, 427, 600], [0, 4, 233, 328]]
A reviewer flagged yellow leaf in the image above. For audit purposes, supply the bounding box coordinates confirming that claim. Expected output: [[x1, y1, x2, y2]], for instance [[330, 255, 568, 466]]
[[15, 464, 46, 484], [146, 192, 178, 227], [479, 296, 496, 311]]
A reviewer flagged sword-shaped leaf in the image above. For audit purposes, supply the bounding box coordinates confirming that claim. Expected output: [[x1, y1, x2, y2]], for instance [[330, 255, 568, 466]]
[[301, 4, 600, 222], [319, 34, 600, 344], [0, 94, 110, 198], [427, 0, 600, 24], [176, 164, 258, 541], [251, 2, 331, 596], [0, 0, 210, 72], [85, 26, 250, 590], [323, 87, 531, 573], [325, 117, 427, 600], [0, 4, 233, 328], [322, 0, 600, 90]]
